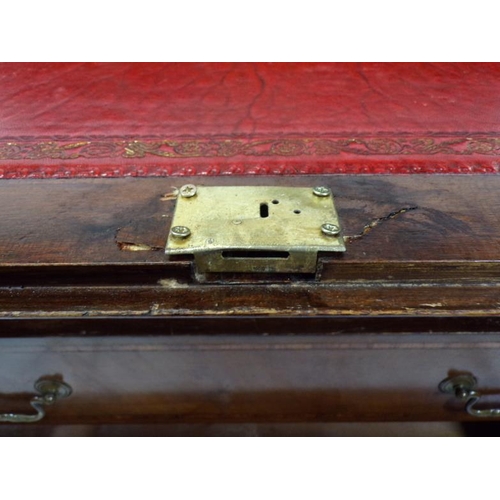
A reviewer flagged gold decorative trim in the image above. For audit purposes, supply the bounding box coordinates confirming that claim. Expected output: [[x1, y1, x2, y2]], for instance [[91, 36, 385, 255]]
[[0, 135, 500, 160]]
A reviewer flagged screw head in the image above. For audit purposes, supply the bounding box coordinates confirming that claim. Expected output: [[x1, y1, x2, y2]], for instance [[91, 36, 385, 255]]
[[43, 393, 56, 404], [170, 226, 191, 239], [34, 380, 72, 400], [321, 223, 341, 236], [455, 387, 470, 400], [313, 186, 331, 197], [179, 184, 197, 198]]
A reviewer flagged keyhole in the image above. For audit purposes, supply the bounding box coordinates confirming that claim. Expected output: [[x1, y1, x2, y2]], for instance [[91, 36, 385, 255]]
[[260, 203, 269, 218]]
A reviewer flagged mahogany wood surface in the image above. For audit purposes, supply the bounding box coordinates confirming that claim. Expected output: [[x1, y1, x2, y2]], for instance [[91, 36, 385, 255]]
[[1, 175, 499, 263], [0, 175, 499, 424], [1, 335, 500, 424], [0, 175, 499, 316]]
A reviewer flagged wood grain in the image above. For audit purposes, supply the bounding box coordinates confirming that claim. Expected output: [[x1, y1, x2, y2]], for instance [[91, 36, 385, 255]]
[[1, 334, 500, 424], [1, 175, 499, 265], [0, 175, 499, 319], [1, 175, 499, 424]]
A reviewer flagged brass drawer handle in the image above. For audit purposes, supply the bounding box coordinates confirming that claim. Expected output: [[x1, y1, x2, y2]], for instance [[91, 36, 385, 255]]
[[0, 379, 72, 423], [439, 374, 500, 418]]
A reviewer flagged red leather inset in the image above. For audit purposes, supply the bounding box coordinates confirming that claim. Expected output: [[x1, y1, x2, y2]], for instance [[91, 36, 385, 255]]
[[0, 63, 499, 177]]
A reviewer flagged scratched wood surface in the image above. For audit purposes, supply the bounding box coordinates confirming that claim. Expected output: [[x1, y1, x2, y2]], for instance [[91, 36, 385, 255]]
[[0, 175, 499, 320], [1, 175, 499, 265], [1, 175, 500, 424]]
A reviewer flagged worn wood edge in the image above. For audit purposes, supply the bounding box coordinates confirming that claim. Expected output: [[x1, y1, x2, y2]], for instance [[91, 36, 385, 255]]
[[0, 281, 499, 317]]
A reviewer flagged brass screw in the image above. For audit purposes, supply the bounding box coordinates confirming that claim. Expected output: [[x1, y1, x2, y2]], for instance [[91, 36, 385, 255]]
[[321, 223, 340, 236], [455, 387, 470, 400], [313, 186, 331, 197], [44, 393, 56, 404], [170, 226, 191, 239], [180, 184, 197, 198]]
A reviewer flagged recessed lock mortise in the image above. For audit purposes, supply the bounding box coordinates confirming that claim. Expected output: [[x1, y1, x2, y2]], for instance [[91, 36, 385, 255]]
[[165, 185, 346, 275]]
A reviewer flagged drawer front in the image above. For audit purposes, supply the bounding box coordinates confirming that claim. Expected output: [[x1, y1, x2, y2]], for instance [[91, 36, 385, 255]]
[[1, 335, 500, 424]]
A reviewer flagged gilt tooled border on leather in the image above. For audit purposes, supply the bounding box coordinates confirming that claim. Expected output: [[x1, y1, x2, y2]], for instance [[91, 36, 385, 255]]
[[1, 135, 500, 159], [1, 135, 500, 177]]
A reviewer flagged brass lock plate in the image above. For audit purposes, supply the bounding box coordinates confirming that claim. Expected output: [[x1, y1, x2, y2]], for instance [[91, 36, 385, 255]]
[[165, 185, 345, 274]]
